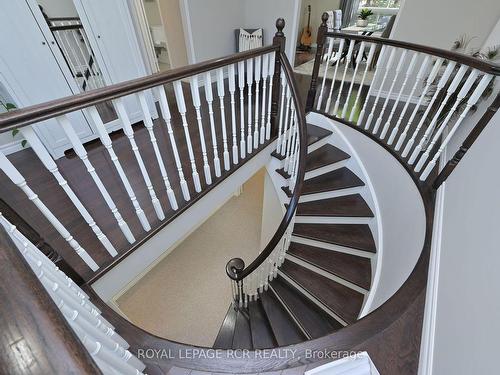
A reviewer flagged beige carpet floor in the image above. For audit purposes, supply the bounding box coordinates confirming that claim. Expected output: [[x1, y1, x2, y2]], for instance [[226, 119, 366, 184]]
[[116, 169, 265, 347]]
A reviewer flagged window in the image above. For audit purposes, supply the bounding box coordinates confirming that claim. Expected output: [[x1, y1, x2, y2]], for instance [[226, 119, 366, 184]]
[[353, 0, 401, 26]]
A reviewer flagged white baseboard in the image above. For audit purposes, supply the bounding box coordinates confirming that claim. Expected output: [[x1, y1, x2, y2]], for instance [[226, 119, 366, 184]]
[[0, 139, 27, 155], [418, 183, 446, 375]]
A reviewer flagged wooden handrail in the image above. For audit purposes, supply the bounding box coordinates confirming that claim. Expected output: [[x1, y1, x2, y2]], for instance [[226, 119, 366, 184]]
[[0, 45, 279, 134], [325, 31, 500, 75], [226, 49, 307, 281], [0, 228, 101, 374]]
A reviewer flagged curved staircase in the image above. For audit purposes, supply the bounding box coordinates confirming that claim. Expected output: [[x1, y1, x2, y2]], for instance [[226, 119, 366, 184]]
[[214, 123, 377, 349]]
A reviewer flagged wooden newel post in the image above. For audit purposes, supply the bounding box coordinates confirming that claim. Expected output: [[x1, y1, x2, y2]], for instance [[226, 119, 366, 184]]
[[271, 18, 286, 136], [306, 12, 329, 112]]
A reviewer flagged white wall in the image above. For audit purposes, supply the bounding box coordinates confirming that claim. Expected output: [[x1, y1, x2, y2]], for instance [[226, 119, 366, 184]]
[[393, 0, 500, 49], [421, 111, 500, 375], [260, 169, 286, 249], [37, 0, 78, 17], [181, 0, 300, 64]]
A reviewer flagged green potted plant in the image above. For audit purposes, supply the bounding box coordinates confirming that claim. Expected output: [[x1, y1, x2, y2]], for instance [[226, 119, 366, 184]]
[[357, 9, 373, 27]]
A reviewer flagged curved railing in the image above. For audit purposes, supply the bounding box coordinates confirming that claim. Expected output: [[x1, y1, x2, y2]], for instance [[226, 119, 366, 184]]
[[307, 13, 500, 187], [225, 47, 307, 307]]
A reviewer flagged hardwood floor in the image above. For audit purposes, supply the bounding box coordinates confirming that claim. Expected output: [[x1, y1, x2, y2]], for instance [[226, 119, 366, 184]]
[[0, 81, 273, 282]]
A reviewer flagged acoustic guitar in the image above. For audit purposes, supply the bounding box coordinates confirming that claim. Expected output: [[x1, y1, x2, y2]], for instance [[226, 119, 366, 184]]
[[300, 5, 312, 48]]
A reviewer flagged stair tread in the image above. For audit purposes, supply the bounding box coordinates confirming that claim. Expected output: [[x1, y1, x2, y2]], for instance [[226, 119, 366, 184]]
[[282, 167, 364, 197], [232, 310, 252, 349], [305, 144, 350, 172], [288, 242, 372, 290], [293, 223, 376, 253], [271, 276, 343, 338], [275, 167, 291, 179], [259, 289, 307, 346], [281, 260, 364, 324], [296, 194, 374, 217], [213, 304, 237, 349], [248, 300, 277, 349], [307, 124, 332, 146], [271, 150, 286, 160]]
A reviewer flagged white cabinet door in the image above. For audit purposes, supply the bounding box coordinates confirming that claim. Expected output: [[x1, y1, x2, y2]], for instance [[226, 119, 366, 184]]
[[0, 0, 95, 158], [73, 0, 157, 124]]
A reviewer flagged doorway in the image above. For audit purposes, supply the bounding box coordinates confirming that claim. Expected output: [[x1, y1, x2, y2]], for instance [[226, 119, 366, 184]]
[[138, 0, 172, 72]]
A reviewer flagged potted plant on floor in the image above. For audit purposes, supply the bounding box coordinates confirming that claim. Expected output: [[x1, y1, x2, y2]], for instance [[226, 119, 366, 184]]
[[357, 9, 373, 27]]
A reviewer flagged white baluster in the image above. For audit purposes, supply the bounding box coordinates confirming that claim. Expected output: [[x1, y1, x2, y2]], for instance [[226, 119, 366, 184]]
[[216, 68, 231, 170], [253, 55, 261, 149], [341, 41, 366, 119], [364, 47, 396, 130], [174, 81, 202, 192], [372, 50, 408, 135], [280, 86, 292, 156], [113, 98, 166, 219], [420, 73, 493, 180], [325, 39, 345, 113], [0, 153, 98, 270], [155, 86, 191, 201], [189, 75, 212, 185], [58, 115, 135, 243], [317, 38, 336, 111], [333, 39, 356, 115], [283, 104, 296, 172], [412, 65, 469, 168], [246, 57, 254, 153], [203, 72, 222, 177], [228, 64, 239, 163], [415, 69, 477, 173], [397, 58, 444, 152], [137, 92, 178, 209], [380, 52, 418, 139], [276, 78, 287, 153], [87, 106, 151, 231], [388, 55, 431, 145], [358, 45, 388, 126], [238, 60, 246, 159], [406, 61, 457, 162], [253, 56, 262, 149], [266, 51, 276, 140], [351, 43, 377, 123], [20, 127, 117, 256], [260, 53, 268, 144]]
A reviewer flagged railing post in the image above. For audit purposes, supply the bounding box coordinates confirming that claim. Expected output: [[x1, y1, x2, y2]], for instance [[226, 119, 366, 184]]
[[433, 92, 500, 189], [271, 18, 286, 136], [305, 12, 329, 112]]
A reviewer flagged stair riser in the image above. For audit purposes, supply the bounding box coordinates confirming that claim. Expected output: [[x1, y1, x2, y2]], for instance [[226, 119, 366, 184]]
[[291, 236, 375, 259], [286, 254, 369, 295], [298, 186, 365, 203], [294, 216, 373, 225], [277, 270, 348, 327], [305, 158, 349, 180]]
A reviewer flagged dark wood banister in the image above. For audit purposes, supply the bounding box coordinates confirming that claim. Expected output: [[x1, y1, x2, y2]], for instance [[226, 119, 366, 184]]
[[0, 45, 279, 134], [324, 31, 500, 75], [225, 24, 308, 281]]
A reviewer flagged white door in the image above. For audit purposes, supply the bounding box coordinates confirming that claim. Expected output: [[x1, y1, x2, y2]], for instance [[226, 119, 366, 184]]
[[0, 0, 95, 158], [73, 0, 157, 124]]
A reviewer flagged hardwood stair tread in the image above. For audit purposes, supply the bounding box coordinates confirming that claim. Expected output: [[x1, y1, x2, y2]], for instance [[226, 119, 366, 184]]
[[307, 124, 332, 146], [293, 223, 376, 253], [271, 150, 286, 161], [271, 276, 343, 338], [287, 242, 372, 290], [276, 144, 351, 180], [282, 167, 364, 197], [232, 310, 252, 349], [259, 288, 307, 346], [296, 194, 374, 217], [280, 260, 364, 324], [248, 300, 277, 349], [213, 304, 237, 349], [305, 144, 350, 172]]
